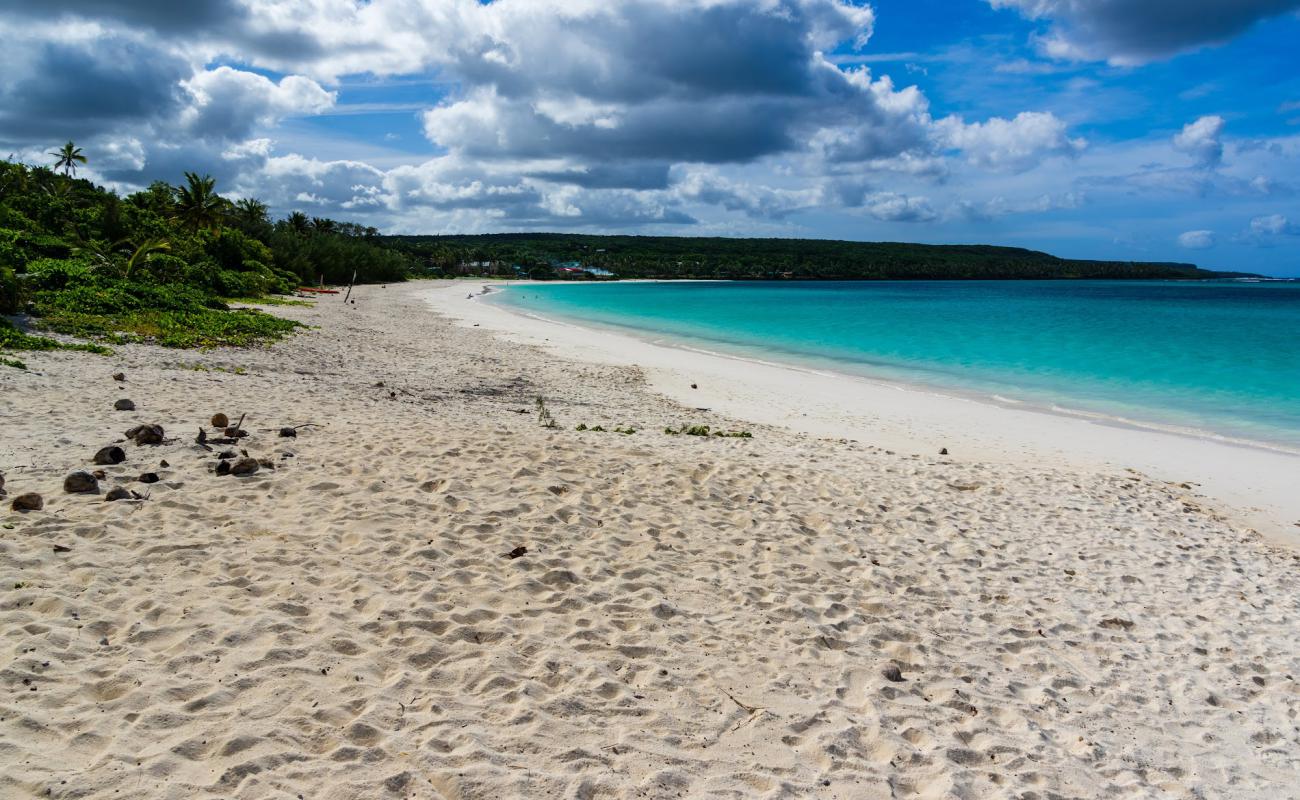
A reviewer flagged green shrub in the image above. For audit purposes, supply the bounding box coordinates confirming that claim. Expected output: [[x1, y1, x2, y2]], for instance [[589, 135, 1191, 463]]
[[0, 266, 18, 313]]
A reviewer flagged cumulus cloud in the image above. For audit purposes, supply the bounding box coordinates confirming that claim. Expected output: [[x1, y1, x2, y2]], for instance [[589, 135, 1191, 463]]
[[1249, 214, 1298, 236], [1177, 230, 1216, 249], [0, 0, 1094, 232], [1173, 115, 1226, 168], [988, 0, 1300, 65], [181, 67, 335, 141], [935, 111, 1086, 172], [864, 193, 937, 222]]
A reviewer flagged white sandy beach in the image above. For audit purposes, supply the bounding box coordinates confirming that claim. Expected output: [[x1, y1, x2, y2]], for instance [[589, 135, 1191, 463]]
[[2, 280, 1299, 799], [435, 281, 1300, 547]]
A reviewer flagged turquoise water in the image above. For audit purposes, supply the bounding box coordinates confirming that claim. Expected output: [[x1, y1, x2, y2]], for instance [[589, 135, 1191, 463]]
[[491, 280, 1300, 450]]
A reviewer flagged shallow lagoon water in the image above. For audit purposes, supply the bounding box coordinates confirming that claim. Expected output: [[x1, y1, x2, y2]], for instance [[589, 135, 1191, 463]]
[[493, 280, 1300, 451]]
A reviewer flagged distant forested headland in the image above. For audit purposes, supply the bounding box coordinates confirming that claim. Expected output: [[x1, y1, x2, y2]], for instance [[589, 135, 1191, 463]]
[[386, 233, 1251, 281]]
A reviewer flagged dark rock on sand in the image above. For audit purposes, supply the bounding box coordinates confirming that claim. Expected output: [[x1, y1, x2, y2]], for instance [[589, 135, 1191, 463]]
[[279, 427, 297, 438], [211, 413, 229, 429], [63, 471, 99, 494], [114, 399, 135, 411], [215, 460, 231, 476], [11, 493, 43, 511], [93, 446, 126, 465], [125, 424, 165, 445], [939, 448, 949, 455], [104, 487, 133, 501], [218, 450, 237, 460], [229, 457, 260, 476], [505, 546, 528, 559], [882, 664, 906, 682], [112, 372, 126, 381], [138, 473, 160, 484]]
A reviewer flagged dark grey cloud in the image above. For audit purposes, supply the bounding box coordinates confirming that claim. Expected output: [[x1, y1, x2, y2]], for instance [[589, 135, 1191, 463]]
[[0, 36, 188, 140], [990, 0, 1300, 63]]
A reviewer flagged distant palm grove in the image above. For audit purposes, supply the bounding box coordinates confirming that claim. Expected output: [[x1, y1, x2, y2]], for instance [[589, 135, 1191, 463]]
[[1, 144, 1246, 361]]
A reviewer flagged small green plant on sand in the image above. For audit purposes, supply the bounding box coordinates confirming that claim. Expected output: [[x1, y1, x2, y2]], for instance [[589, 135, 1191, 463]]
[[576, 423, 635, 434], [1, 317, 111, 359], [664, 424, 751, 438], [535, 395, 559, 429], [1, 355, 27, 369]]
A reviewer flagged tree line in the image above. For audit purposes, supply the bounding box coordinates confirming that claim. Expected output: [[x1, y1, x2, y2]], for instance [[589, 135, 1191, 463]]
[[388, 232, 1249, 281]]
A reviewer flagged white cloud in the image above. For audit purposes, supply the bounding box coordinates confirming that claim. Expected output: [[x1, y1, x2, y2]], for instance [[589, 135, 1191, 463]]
[[1173, 115, 1225, 168], [181, 67, 336, 140], [936, 111, 1086, 172], [864, 192, 937, 222], [1249, 214, 1297, 235], [988, 0, 1300, 65], [1177, 229, 1216, 249]]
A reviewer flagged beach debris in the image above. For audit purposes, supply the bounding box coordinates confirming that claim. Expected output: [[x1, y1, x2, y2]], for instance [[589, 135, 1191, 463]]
[[211, 413, 229, 428], [92, 470, 107, 480], [690, 383, 698, 389], [223, 413, 248, 439], [160, 459, 169, 468], [939, 447, 949, 455], [882, 664, 906, 682], [104, 487, 134, 502], [0, 471, 5, 496], [63, 471, 99, 494], [547, 485, 570, 496], [93, 445, 126, 465], [276, 423, 319, 438], [112, 372, 125, 382], [504, 546, 528, 559], [1099, 617, 1135, 631], [138, 473, 159, 484], [125, 424, 165, 445], [114, 399, 136, 411], [948, 481, 982, 492], [228, 457, 260, 476], [218, 450, 237, 460], [215, 460, 231, 476], [11, 493, 43, 511], [52, 544, 71, 553]]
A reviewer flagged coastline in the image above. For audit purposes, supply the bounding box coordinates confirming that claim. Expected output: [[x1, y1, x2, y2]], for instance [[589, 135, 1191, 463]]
[[426, 280, 1300, 546], [5, 279, 1299, 798]]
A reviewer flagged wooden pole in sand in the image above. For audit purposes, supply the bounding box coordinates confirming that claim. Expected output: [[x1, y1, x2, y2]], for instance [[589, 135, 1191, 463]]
[[342, 269, 357, 303]]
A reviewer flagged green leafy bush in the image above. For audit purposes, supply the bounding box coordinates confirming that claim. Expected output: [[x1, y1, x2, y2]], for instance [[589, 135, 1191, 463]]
[[0, 266, 18, 313]]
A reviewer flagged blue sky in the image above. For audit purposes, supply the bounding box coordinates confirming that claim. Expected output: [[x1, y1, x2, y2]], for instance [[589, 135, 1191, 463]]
[[1, 1, 1298, 275]]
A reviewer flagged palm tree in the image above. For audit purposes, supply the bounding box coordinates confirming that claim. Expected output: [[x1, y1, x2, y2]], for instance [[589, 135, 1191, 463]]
[[125, 238, 171, 278], [310, 216, 336, 234], [233, 197, 269, 226], [286, 211, 311, 234], [49, 141, 86, 177], [173, 172, 226, 232]]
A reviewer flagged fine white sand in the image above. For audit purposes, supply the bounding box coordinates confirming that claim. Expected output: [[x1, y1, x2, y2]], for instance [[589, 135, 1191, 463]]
[[2, 280, 1298, 799], [428, 281, 1300, 547]]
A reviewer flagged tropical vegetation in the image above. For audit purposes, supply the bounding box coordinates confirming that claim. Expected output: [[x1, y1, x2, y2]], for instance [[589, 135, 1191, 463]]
[[1, 146, 414, 365], [389, 233, 1249, 281]]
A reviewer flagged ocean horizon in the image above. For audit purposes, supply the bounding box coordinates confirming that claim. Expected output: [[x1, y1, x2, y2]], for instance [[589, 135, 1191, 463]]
[[492, 279, 1300, 452]]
